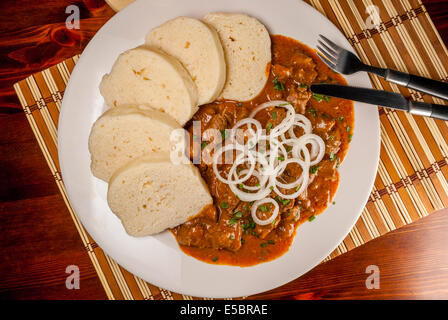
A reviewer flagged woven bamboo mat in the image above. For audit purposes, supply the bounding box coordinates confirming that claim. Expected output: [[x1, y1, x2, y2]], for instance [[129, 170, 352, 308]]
[[13, 0, 448, 300]]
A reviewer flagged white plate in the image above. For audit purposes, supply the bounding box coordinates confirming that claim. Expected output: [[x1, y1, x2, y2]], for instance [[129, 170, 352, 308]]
[[58, 0, 380, 298]]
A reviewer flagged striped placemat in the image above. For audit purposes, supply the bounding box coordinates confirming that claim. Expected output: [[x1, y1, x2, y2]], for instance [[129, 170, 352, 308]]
[[13, 0, 448, 299]]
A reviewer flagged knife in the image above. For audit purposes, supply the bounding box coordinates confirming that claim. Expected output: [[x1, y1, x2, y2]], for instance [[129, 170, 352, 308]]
[[310, 84, 448, 121]]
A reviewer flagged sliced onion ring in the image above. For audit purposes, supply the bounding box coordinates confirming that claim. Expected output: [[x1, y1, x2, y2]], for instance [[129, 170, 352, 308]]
[[251, 198, 279, 226], [212, 144, 255, 184], [230, 118, 262, 149], [210, 99, 328, 225]]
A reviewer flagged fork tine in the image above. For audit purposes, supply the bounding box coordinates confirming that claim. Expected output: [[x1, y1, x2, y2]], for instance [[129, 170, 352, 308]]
[[317, 40, 337, 58], [316, 45, 337, 63], [319, 34, 342, 53], [316, 52, 337, 70]]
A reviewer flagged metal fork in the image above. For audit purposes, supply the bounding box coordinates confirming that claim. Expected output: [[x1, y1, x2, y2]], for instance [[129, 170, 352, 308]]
[[316, 34, 448, 101]]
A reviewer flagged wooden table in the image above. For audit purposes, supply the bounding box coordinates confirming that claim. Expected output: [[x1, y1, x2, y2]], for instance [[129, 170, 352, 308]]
[[0, 0, 447, 300]]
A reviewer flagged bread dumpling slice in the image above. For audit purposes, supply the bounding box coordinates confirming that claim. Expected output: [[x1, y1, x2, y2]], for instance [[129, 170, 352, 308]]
[[203, 13, 271, 101], [88, 105, 180, 182], [146, 16, 226, 105], [99, 46, 198, 125], [107, 153, 212, 236]]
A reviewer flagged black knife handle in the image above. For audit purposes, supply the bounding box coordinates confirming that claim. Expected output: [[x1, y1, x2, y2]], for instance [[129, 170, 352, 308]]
[[431, 103, 448, 121], [410, 101, 448, 121], [386, 70, 448, 101]]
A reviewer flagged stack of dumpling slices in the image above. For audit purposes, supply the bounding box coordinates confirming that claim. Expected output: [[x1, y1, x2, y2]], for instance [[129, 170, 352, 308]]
[[89, 13, 271, 236]]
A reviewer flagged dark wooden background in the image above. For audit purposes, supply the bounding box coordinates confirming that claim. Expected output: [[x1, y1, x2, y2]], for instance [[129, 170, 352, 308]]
[[0, 0, 447, 300]]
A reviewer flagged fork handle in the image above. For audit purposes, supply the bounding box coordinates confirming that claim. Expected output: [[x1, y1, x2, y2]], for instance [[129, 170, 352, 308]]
[[385, 69, 448, 101]]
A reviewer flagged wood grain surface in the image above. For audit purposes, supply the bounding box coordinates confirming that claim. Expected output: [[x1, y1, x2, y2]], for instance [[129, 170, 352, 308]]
[[0, 0, 447, 300]]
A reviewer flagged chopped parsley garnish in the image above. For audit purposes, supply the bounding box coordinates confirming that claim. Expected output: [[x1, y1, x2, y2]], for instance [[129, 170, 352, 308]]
[[242, 217, 256, 232], [312, 93, 325, 102], [201, 141, 208, 149], [299, 83, 307, 88], [348, 134, 353, 143], [308, 215, 316, 222], [229, 211, 243, 226], [328, 135, 335, 141], [332, 201, 336, 205], [339, 116, 344, 122], [347, 126, 351, 133], [212, 256, 218, 262], [266, 122, 273, 131], [329, 153, 336, 162], [237, 102, 243, 107], [310, 165, 319, 174], [324, 96, 331, 102], [261, 240, 275, 248], [272, 111, 277, 120], [273, 76, 285, 91], [221, 129, 228, 140], [275, 196, 290, 205], [309, 108, 317, 117], [228, 217, 239, 226], [260, 204, 271, 212], [229, 235, 235, 240], [220, 202, 229, 209], [248, 217, 256, 229], [269, 186, 274, 191], [277, 156, 285, 161], [286, 146, 293, 152]]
